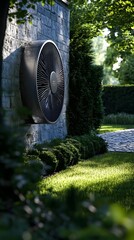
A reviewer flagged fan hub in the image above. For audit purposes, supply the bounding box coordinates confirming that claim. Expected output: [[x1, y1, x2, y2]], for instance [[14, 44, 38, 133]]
[[50, 71, 58, 94]]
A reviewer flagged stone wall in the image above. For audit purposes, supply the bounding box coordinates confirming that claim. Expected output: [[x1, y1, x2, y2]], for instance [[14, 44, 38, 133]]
[[2, 0, 70, 148]]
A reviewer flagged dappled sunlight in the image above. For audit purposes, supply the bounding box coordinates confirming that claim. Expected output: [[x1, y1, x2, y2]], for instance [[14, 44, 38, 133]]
[[40, 153, 134, 208], [98, 125, 134, 133]]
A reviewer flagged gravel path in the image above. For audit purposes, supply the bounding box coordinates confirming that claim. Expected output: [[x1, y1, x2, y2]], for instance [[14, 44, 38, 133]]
[[99, 129, 134, 152]]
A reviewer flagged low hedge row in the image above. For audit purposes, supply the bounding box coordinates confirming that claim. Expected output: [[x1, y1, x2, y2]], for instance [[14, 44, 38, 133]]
[[25, 134, 107, 177], [102, 85, 134, 115]]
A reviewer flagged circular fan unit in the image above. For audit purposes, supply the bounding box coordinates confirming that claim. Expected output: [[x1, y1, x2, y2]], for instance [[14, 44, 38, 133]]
[[20, 40, 64, 123]]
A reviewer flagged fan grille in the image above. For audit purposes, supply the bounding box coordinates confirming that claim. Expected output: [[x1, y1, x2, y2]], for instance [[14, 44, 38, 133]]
[[36, 41, 64, 123]]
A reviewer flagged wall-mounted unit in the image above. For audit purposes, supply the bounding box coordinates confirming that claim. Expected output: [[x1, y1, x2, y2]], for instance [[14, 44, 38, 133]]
[[20, 40, 64, 123]]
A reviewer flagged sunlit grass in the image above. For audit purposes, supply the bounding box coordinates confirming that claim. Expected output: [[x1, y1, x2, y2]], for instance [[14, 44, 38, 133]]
[[40, 152, 134, 209], [98, 124, 134, 133]]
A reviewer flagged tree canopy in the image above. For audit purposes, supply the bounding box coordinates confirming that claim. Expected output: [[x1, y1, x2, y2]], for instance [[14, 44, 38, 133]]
[[118, 55, 134, 84], [9, 0, 54, 23], [70, 0, 134, 55], [69, 0, 134, 84]]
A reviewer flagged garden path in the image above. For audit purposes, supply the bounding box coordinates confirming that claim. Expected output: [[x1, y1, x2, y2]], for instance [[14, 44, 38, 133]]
[[99, 129, 134, 152]]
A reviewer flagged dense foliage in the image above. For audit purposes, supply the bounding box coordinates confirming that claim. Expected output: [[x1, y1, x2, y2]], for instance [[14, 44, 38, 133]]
[[26, 133, 107, 176], [9, 0, 54, 23], [69, 0, 134, 56], [69, 0, 134, 85], [1, 126, 134, 240], [67, 23, 104, 135], [1, 2, 134, 238], [91, 0, 134, 84], [102, 113, 134, 125], [89, 0, 134, 54], [102, 85, 134, 115], [104, 48, 134, 85], [118, 55, 134, 84]]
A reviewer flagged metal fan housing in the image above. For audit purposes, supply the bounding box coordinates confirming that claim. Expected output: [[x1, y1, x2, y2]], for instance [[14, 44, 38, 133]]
[[20, 40, 64, 123]]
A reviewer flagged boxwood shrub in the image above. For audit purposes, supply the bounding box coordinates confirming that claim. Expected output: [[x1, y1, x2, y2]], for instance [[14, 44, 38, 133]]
[[25, 133, 107, 176], [74, 134, 107, 160], [39, 150, 58, 175], [53, 143, 73, 171], [64, 141, 80, 165], [23, 154, 45, 183]]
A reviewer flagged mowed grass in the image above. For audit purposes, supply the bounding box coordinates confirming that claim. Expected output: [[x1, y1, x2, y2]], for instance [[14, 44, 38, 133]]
[[98, 125, 134, 133], [40, 152, 134, 209]]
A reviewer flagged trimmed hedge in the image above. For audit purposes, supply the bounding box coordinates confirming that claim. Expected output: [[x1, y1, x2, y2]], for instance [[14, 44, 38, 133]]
[[102, 85, 134, 115], [39, 150, 58, 175], [103, 112, 134, 125], [53, 144, 72, 171], [74, 134, 107, 160], [67, 25, 104, 136], [26, 134, 107, 176], [63, 140, 80, 165]]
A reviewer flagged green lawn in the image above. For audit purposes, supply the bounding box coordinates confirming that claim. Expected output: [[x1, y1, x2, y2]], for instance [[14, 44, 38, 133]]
[[98, 124, 134, 133], [40, 152, 134, 210]]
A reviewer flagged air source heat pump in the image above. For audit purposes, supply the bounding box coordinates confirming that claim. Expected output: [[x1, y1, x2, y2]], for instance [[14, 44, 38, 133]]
[[20, 40, 64, 123]]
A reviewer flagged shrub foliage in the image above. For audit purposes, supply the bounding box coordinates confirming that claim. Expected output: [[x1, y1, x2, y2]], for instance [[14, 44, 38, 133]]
[[25, 133, 107, 176], [67, 25, 104, 136], [39, 150, 58, 175], [1, 126, 134, 240], [102, 85, 134, 115]]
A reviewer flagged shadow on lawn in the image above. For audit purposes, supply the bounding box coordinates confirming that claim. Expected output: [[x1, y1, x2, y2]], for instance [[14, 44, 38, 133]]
[[45, 152, 134, 210], [40, 184, 134, 240], [110, 177, 134, 209], [50, 175, 134, 210]]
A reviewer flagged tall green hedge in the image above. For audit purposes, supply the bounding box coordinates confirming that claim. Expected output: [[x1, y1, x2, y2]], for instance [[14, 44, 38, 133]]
[[102, 85, 134, 115], [67, 25, 103, 136]]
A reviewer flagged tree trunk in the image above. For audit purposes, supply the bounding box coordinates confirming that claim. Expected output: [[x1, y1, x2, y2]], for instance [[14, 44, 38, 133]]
[[0, 0, 10, 124]]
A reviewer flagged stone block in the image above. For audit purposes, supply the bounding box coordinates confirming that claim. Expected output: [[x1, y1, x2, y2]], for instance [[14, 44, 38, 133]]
[[2, 95, 11, 109]]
